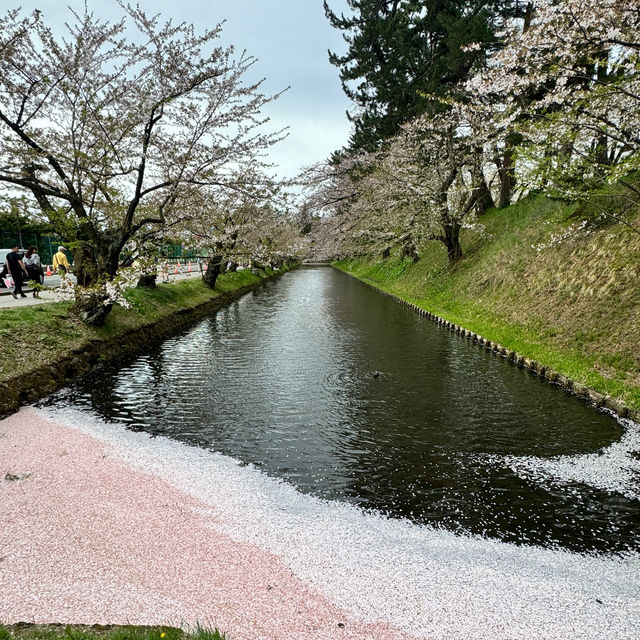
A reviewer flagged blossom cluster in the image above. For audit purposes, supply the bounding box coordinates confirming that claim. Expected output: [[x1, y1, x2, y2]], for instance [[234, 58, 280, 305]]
[[531, 220, 590, 254], [469, 0, 640, 199], [303, 0, 640, 262]]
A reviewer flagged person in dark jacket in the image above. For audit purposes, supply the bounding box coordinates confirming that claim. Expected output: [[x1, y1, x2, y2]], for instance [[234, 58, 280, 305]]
[[5, 244, 29, 299]]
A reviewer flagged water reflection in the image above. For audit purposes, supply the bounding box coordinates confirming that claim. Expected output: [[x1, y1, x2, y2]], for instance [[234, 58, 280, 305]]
[[43, 266, 640, 553]]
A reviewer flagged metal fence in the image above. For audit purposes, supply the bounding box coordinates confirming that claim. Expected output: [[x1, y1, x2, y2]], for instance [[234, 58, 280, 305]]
[[160, 244, 205, 260], [1, 232, 201, 266], [0, 231, 63, 266]]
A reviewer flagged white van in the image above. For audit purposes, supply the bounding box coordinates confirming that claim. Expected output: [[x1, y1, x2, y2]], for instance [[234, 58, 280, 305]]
[[0, 248, 25, 289], [0, 248, 25, 265]]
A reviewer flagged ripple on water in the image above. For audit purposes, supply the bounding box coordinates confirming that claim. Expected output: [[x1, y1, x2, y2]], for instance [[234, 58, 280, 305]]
[[39, 266, 640, 554]]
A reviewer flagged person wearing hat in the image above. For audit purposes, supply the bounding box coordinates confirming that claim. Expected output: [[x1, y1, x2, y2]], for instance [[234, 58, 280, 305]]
[[52, 245, 70, 275]]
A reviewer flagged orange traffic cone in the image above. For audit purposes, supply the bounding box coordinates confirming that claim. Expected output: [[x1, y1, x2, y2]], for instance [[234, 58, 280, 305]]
[[188, 261, 192, 272], [46, 264, 52, 276]]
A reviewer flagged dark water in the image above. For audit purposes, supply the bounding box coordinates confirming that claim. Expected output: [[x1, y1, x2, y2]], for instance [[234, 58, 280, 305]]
[[43, 266, 640, 553]]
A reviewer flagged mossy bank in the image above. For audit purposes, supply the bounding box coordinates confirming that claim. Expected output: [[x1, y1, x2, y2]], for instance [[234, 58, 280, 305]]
[[335, 195, 640, 421], [0, 266, 295, 418]]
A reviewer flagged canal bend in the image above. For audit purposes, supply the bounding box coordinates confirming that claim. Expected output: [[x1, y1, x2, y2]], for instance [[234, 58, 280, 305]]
[[43, 265, 640, 554]]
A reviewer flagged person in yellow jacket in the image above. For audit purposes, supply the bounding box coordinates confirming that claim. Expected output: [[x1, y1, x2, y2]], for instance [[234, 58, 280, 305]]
[[52, 245, 70, 275]]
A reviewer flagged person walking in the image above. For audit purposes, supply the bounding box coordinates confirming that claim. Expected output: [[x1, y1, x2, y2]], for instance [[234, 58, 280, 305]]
[[5, 244, 29, 299], [23, 246, 44, 297], [52, 245, 70, 275]]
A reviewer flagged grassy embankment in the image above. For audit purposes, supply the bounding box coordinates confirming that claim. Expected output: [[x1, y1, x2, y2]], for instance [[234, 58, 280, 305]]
[[0, 266, 290, 416], [0, 624, 224, 640], [335, 194, 640, 414], [0, 268, 293, 630]]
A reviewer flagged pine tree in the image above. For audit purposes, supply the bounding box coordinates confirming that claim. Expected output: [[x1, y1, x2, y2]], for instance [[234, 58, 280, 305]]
[[325, 0, 527, 152]]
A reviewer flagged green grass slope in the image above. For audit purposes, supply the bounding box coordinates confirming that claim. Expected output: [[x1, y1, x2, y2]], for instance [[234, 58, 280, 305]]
[[0, 266, 293, 416], [0, 269, 265, 383], [336, 195, 640, 413]]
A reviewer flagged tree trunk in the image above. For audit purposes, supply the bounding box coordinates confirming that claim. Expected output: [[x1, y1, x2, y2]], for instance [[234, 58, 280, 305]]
[[71, 287, 113, 326], [523, 2, 534, 32], [74, 235, 124, 286], [70, 235, 126, 325], [594, 58, 610, 166], [99, 234, 125, 279], [73, 243, 99, 287], [443, 223, 463, 264], [203, 256, 222, 289], [497, 144, 514, 209], [137, 274, 157, 288], [466, 175, 496, 216], [401, 242, 418, 261], [475, 177, 496, 215]]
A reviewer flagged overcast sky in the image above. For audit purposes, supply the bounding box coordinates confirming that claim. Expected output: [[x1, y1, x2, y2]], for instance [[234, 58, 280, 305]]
[[11, 0, 353, 181]]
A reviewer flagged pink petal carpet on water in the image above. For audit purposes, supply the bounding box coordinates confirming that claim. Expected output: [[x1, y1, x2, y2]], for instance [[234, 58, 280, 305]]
[[2, 407, 639, 640], [0, 408, 413, 640]]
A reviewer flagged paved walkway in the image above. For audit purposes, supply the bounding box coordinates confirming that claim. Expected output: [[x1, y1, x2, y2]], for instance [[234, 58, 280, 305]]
[[0, 269, 203, 309]]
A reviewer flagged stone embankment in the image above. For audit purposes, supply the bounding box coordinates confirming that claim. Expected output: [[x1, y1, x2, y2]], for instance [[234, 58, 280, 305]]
[[348, 272, 639, 424]]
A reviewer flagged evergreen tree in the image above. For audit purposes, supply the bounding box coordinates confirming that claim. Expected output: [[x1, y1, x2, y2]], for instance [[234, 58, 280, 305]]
[[325, 0, 527, 152]]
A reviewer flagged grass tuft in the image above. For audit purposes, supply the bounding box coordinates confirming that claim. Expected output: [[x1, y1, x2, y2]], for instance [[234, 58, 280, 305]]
[[192, 626, 226, 640], [0, 625, 225, 640]]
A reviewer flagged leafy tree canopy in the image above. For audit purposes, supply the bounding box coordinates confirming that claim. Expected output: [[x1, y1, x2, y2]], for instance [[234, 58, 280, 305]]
[[325, 0, 528, 152]]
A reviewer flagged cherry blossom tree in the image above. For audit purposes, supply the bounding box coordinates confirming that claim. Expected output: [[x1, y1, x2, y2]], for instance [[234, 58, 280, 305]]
[[0, 4, 285, 322], [368, 102, 494, 262], [300, 152, 380, 259], [468, 0, 640, 229], [176, 178, 301, 289], [303, 100, 494, 263]]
